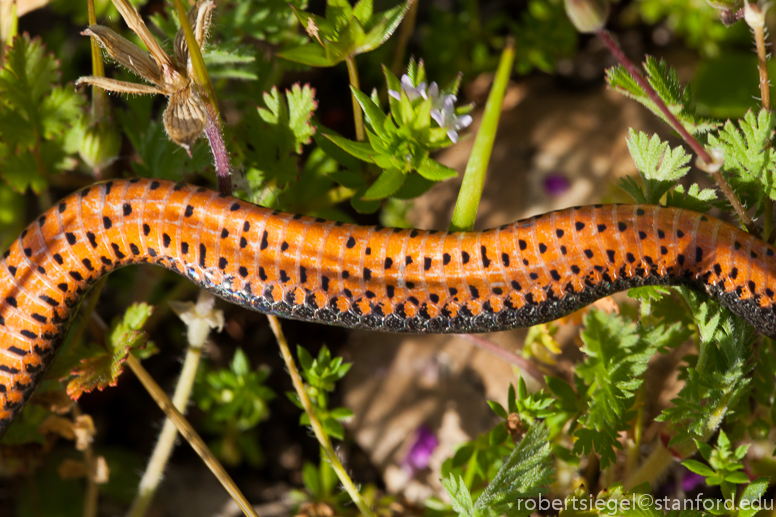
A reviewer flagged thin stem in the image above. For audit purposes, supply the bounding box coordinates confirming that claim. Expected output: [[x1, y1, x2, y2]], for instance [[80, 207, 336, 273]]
[[171, 0, 231, 195], [67, 276, 109, 350], [753, 19, 771, 112], [126, 342, 204, 517], [171, 0, 218, 120], [449, 38, 515, 232], [597, 30, 759, 238], [126, 354, 259, 517], [390, 0, 419, 76], [751, 4, 773, 240], [623, 441, 674, 490], [455, 334, 546, 388], [72, 404, 99, 517], [86, 0, 108, 120], [204, 106, 232, 195], [266, 316, 376, 517], [346, 56, 365, 142]]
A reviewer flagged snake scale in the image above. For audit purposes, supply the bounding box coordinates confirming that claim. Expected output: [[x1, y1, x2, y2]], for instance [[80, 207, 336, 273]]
[[0, 178, 775, 434]]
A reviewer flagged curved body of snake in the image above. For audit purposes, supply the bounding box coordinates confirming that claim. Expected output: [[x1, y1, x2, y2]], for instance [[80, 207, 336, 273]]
[[0, 178, 775, 434]]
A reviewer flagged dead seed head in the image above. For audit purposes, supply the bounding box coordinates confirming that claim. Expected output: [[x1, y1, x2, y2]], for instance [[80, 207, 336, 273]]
[[76, 0, 216, 154]]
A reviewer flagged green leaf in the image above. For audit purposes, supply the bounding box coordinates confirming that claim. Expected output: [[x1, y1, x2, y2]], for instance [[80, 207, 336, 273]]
[[356, 1, 411, 54], [489, 401, 508, 419], [417, 157, 458, 181], [707, 109, 776, 204], [66, 303, 154, 400], [285, 84, 318, 153], [474, 423, 553, 515], [277, 43, 337, 67], [573, 310, 687, 468], [352, 0, 373, 26], [441, 474, 476, 517], [664, 183, 718, 212], [0, 34, 86, 193], [724, 471, 750, 484], [657, 289, 755, 447], [393, 172, 435, 199], [242, 85, 319, 189], [623, 129, 691, 204], [350, 86, 388, 139], [324, 132, 376, 163], [363, 168, 405, 200], [607, 57, 719, 136], [739, 477, 770, 517], [682, 459, 715, 477]]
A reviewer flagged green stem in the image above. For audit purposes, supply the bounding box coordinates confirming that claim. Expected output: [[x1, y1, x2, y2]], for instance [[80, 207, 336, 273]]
[[346, 56, 365, 142], [390, 0, 419, 76], [463, 450, 479, 489], [86, 0, 109, 120], [449, 38, 515, 232], [267, 316, 376, 517]]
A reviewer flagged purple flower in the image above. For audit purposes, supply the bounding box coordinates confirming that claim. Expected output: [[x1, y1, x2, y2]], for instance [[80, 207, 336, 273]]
[[403, 425, 439, 474], [543, 173, 571, 197], [682, 470, 706, 492]]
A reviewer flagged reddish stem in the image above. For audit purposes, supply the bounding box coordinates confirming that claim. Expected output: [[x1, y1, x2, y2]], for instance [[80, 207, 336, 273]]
[[598, 31, 711, 164], [598, 30, 759, 238], [456, 334, 547, 387], [204, 105, 232, 196]]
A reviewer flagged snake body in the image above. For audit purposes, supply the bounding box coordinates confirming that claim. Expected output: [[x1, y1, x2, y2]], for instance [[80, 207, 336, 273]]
[[1, 178, 775, 434]]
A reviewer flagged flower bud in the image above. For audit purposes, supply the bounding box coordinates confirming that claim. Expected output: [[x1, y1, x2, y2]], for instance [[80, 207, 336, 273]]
[[564, 0, 610, 33], [79, 120, 121, 172], [744, 1, 767, 29]]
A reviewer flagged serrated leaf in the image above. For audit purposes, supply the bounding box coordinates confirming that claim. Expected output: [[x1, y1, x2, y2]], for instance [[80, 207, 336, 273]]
[[442, 474, 476, 517], [607, 57, 719, 136], [707, 109, 776, 203], [739, 477, 770, 517], [66, 303, 153, 400], [286, 84, 318, 153], [665, 183, 718, 212], [356, 0, 410, 54], [572, 310, 686, 468], [474, 423, 553, 515], [624, 129, 691, 204], [0, 35, 86, 193]]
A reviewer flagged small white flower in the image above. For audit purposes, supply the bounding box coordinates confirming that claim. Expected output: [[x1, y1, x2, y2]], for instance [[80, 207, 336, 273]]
[[169, 290, 224, 347], [421, 81, 439, 102], [389, 74, 426, 101], [431, 95, 472, 143]]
